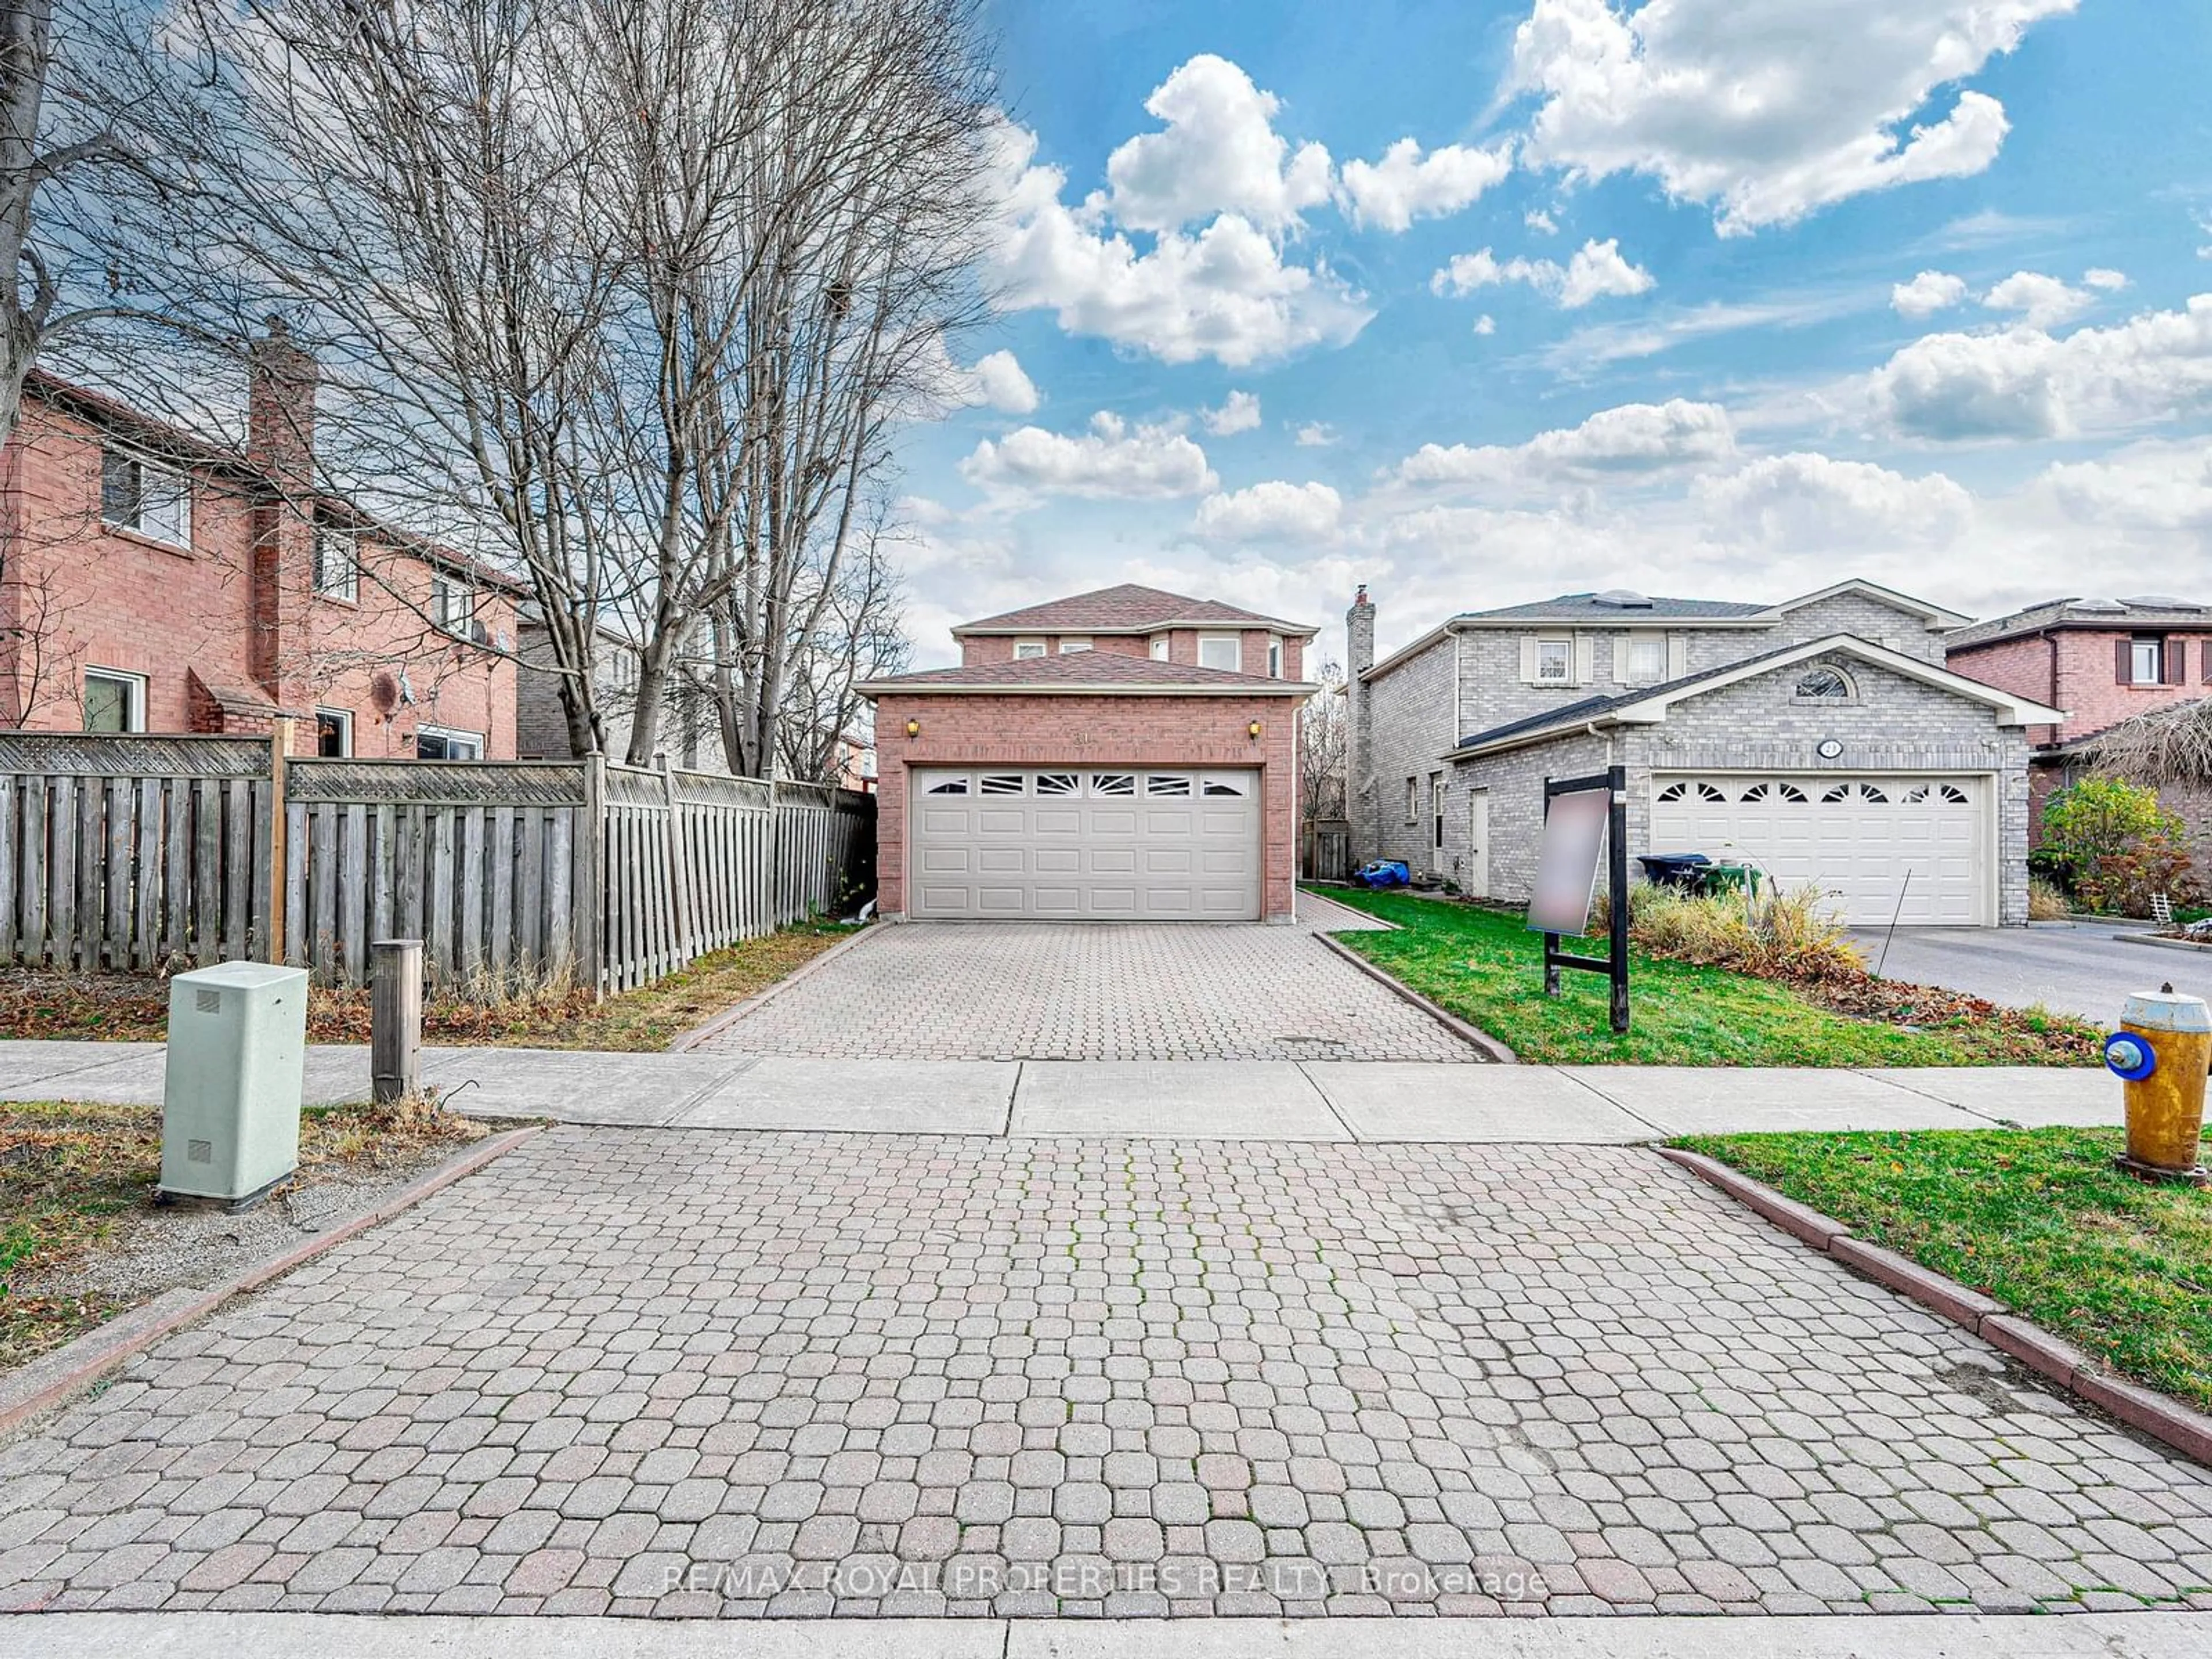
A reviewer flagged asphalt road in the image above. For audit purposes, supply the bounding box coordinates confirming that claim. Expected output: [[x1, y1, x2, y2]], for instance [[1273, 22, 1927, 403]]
[[1848, 920, 2211, 1024]]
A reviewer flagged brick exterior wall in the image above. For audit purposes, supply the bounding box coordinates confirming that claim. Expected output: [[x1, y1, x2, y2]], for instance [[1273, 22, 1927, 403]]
[[1357, 634, 1460, 880], [1, 385, 514, 756], [1949, 627, 2212, 746], [870, 690, 1305, 922], [1444, 656, 2033, 925]]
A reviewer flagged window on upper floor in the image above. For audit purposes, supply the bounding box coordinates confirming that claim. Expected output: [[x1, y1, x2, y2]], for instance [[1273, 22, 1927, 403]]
[[1535, 637, 1572, 683], [433, 574, 476, 638], [1058, 637, 1092, 654], [1150, 635, 1170, 660], [100, 449, 191, 547], [1267, 637, 1283, 679], [1794, 664, 1855, 701], [313, 526, 359, 601], [1623, 635, 1666, 685], [1198, 634, 1240, 672], [1013, 639, 1046, 659], [2125, 635, 2172, 685]]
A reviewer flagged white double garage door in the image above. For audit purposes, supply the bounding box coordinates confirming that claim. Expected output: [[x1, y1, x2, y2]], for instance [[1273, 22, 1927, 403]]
[[910, 767, 1260, 920], [1649, 772, 1993, 926]]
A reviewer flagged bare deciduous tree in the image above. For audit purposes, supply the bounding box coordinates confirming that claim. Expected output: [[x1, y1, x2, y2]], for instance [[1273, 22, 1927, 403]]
[[1300, 661, 1347, 822], [102, 0, 993, 774]]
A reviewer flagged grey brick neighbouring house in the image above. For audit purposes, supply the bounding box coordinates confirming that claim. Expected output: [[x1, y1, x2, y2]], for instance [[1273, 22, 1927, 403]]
[[1346, 581, 2066, 927]]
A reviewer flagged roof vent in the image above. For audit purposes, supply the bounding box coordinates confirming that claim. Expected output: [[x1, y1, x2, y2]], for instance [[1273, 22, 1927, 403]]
[[2071, 597, 2127, 613], [2121, 594, 2202, 610], [1592, 588, 1653, 608]]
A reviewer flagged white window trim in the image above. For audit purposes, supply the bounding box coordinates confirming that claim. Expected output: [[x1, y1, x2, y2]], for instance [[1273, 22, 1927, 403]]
[[2130, 637, 2164, 685], [313, 527, 360, 603], [82, 667, 147, 733], [1531, 634, 1574, 685], [1012, 638, 1047, 660], [1057, 637, 1093, 654], [1405, 775, 1419, 823], [1620, 634, 1668, 687], [433, 575, 476, 637], [1198, 633, 1241, 672], [100, 449, 192, 549], [1266, 636, 1283, 679], [315, 707, 354, 756], [1149, 635, 1170, 661], [415, 722, 484, 760]]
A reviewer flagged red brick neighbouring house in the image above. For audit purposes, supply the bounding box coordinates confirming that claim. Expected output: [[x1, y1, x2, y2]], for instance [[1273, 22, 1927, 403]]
[[1945, 596, 2212, 849], [859, 585, 1318, 922], [1, 335, 520, 758]]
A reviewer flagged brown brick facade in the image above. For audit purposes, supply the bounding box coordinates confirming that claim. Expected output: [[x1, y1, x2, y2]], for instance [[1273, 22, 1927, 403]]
[[1, 375, 515, 757]]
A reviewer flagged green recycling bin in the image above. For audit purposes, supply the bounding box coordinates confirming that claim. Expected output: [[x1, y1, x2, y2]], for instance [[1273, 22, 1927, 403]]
[[1703, 863, 1761, 900]]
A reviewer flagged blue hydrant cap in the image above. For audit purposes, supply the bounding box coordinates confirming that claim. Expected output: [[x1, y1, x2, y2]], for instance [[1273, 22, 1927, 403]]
[[2103, 1032, 2156, 1081]]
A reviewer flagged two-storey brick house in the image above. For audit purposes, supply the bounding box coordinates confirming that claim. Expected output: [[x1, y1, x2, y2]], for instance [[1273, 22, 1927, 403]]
[[1, 334, 519, 758], [1349, 580, 2065, 926], [859, 584, 1317, 922], [1944, 596, 2212, 858]]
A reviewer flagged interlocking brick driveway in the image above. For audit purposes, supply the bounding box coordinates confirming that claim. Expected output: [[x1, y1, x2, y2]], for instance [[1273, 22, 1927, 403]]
[[697, 907, 1475, 1062], [6, 1131, 2209, 1618]]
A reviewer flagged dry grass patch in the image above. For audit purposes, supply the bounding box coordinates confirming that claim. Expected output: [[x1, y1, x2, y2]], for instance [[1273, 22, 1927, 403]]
[[0, 921, 862, 1054], [1, 1095, 481, 1372]]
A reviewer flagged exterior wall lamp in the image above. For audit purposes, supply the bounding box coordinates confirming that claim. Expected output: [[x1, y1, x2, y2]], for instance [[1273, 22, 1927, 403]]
[[1248, 720, 1263, 741], [906, 718, 921, 739]]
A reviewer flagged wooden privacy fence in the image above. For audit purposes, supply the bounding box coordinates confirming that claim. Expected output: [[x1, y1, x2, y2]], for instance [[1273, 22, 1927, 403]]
[[0, 729, 877, 995], [1301, 817, 1352, 883], [0, 733, 280, 971]]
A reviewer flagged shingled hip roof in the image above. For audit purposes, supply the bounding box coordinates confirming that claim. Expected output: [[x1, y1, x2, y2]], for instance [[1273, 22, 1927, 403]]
[[952, 582, 1315, 637], [858, 650, 1315, 696]]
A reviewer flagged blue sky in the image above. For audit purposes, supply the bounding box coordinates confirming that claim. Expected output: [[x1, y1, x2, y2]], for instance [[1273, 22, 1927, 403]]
[[897, 0, 2212, 666]]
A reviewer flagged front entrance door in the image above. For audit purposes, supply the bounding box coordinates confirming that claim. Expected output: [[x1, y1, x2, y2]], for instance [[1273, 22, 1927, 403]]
[[1467, 789, 1490, 899]]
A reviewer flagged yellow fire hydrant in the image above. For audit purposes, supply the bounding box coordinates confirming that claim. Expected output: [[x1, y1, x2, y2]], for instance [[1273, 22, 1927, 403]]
[[2103, 982, 2211, 1186]]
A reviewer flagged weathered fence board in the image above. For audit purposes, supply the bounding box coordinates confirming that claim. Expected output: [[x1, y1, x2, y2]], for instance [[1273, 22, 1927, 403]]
[[1, 734, 874, 995], [0, 734, 274, 972]]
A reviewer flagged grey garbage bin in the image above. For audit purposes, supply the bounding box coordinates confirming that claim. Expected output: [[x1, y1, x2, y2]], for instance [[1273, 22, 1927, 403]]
[[158, 961, 310, 1210]]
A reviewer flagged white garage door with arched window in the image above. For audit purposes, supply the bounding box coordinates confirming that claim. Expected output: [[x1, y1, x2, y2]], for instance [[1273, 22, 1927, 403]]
[[910, 768, 1261, 919], [1648, 773, 1991, 925]]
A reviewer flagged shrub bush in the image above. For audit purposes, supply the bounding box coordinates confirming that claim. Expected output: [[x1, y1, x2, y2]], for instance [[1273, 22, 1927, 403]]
[[2027, 874, 2071, 922], [1612, 880, 1865, 983]]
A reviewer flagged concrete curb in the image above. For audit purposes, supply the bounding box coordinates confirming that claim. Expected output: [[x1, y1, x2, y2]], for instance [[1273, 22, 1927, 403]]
[[2116, 931, 2212, 956], [1308, 933, 1518, 1063], [0, 1126, 540, 1439], [1654, 1145, 2212, 1469], [671, 925, 879, 1052]]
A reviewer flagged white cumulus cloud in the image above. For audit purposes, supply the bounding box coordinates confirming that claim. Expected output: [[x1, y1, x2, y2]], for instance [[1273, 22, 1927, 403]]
[[2084, 267, 2129, 291], [1695, 453, 1975, 547], [2039, 439, 2212, 531], [1892, 271, 1969, 319], [1294, 422, 1338, 448], [1193, 480, 1344, 543], [1509, 0, 2077, 235], [1393, 399, 1735, 484], [1200, 390, 1262, 435], [1982, 271, 2093, 329], [1430, 237, 1653, 309], [985, 118, 1373, 368], [1338, 138, 1514, 233], [1102, 54, 1333, 233], [966, 350, 1039, 415], [959, 411, 1218, 503], [1870, 293, 2212, 440]]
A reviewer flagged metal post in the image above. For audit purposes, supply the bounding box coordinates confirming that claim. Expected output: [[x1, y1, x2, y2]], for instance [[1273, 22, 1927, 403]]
[[370, 938, 423, 1103], [1607, 763, 1630, 1034]]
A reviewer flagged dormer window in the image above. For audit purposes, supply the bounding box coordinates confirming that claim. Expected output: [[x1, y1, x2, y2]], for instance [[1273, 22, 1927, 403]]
[[1012, 638, 1046, 660]]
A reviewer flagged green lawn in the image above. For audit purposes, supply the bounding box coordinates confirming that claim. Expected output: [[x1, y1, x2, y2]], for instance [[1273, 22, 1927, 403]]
[[1315, 887, 2083, 1067], [1676, 1126, 2212, 1413]]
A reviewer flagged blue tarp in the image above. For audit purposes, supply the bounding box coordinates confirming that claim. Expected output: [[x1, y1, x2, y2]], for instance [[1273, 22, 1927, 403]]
[[1353, 860, 1410, 889]]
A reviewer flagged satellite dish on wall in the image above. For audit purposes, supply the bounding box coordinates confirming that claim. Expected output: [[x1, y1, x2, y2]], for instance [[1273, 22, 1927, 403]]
[[397, 669, 418, 707], [369, 672, 399, 716]]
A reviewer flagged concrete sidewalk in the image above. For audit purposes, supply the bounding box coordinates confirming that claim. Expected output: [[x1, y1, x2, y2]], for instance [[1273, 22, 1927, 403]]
[[6, 1613, 2212, 1657], [0, 1039, 2117, 1141]]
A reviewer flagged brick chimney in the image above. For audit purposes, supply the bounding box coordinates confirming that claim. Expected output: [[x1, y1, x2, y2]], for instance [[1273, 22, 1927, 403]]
[[1345, 584, 1376, 860], [247, 319, 319, 718]]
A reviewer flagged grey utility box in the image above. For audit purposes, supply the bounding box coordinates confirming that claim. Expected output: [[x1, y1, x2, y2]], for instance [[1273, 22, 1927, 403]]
[[159, 961, 311, 1209]]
